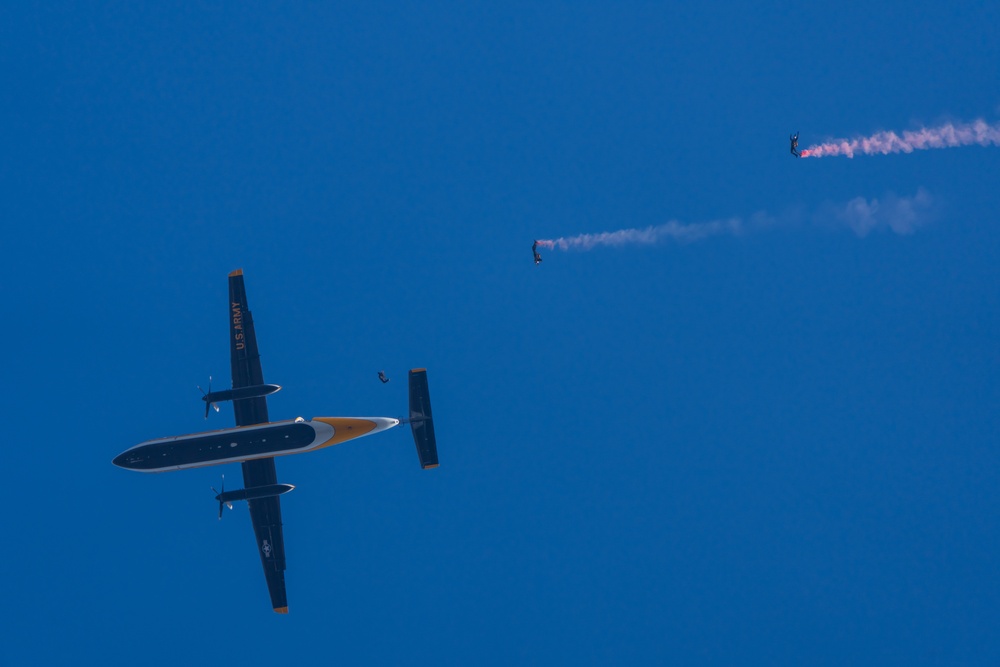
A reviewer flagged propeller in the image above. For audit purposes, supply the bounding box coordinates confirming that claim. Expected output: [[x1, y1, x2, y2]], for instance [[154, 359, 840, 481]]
[[198, 376, 221, 419], [211, 474, 234, 520]]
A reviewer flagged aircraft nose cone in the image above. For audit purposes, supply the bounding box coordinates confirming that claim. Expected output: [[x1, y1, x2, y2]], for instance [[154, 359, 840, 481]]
[[112, 452, 129, 469]]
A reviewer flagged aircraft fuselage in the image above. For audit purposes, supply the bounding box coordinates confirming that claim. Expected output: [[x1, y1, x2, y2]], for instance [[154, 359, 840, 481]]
[[113, 417, 398, 473]]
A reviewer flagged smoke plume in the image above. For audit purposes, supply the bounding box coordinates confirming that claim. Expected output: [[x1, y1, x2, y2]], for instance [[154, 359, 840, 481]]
[[535, 217, 747, 251], [816, 188, 934, 236], [535, 190, 934, 252], [800, 119, 1000, 158]]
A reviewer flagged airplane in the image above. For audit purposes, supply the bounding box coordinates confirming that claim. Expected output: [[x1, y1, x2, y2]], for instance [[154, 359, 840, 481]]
[[113, 269, 439, 614]]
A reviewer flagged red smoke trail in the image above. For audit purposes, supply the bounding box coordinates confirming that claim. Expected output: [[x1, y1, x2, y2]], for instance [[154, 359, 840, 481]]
[[800, 119, 1000, 158]]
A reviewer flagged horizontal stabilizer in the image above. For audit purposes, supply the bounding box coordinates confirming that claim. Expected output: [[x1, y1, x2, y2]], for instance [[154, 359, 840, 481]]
[[408, 369, 439, 469]]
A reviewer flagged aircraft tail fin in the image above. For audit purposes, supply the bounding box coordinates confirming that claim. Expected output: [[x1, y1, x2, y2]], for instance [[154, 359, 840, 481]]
[[408, 369, 439, 469]]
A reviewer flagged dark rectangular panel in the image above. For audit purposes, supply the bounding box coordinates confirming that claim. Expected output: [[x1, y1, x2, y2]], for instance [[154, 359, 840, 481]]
[[408, 369, 439, 469]]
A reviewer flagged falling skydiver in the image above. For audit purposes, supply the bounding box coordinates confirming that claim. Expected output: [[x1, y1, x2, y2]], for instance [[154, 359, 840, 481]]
[[532, 241, 543, 265], [378, 371, 389, 384], [790, 132, 800, 158]]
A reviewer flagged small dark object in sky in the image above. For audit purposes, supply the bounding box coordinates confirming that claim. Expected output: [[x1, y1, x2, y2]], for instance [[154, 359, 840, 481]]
[[532, 240, 543, 265], [378, 371, 390, 383], [790, 131, 800, 158]]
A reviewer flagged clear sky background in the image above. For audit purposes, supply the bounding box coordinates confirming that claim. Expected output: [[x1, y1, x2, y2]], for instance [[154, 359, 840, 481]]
[[2, 2, 999, 664]]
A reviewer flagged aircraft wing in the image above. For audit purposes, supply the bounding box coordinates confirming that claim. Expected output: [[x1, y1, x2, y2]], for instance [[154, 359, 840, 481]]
[[228, 269, 289, 614], [241, 458, 288, 612], [229, 269, 270, 426]]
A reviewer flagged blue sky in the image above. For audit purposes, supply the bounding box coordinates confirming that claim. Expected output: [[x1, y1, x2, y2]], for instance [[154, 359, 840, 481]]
[[2, 2, 999, 664]]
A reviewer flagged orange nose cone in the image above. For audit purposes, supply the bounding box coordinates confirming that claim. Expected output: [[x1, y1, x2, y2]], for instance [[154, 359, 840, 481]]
[[312, 417, 377, 444], [311, 417, 398, 447]]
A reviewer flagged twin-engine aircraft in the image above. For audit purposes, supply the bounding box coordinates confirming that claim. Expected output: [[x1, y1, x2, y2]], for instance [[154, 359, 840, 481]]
[[113, 269, 439, 613]]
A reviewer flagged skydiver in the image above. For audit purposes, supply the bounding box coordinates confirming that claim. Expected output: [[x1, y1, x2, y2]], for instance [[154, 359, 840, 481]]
[[532, 240, 543, 265], [378, 371, 389, 384], [790, 132, 800, 158]]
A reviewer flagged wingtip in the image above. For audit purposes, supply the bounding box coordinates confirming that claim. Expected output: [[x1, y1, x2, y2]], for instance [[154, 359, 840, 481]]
[[274, 606, 289, 614], [228, 268, 243, 277]]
